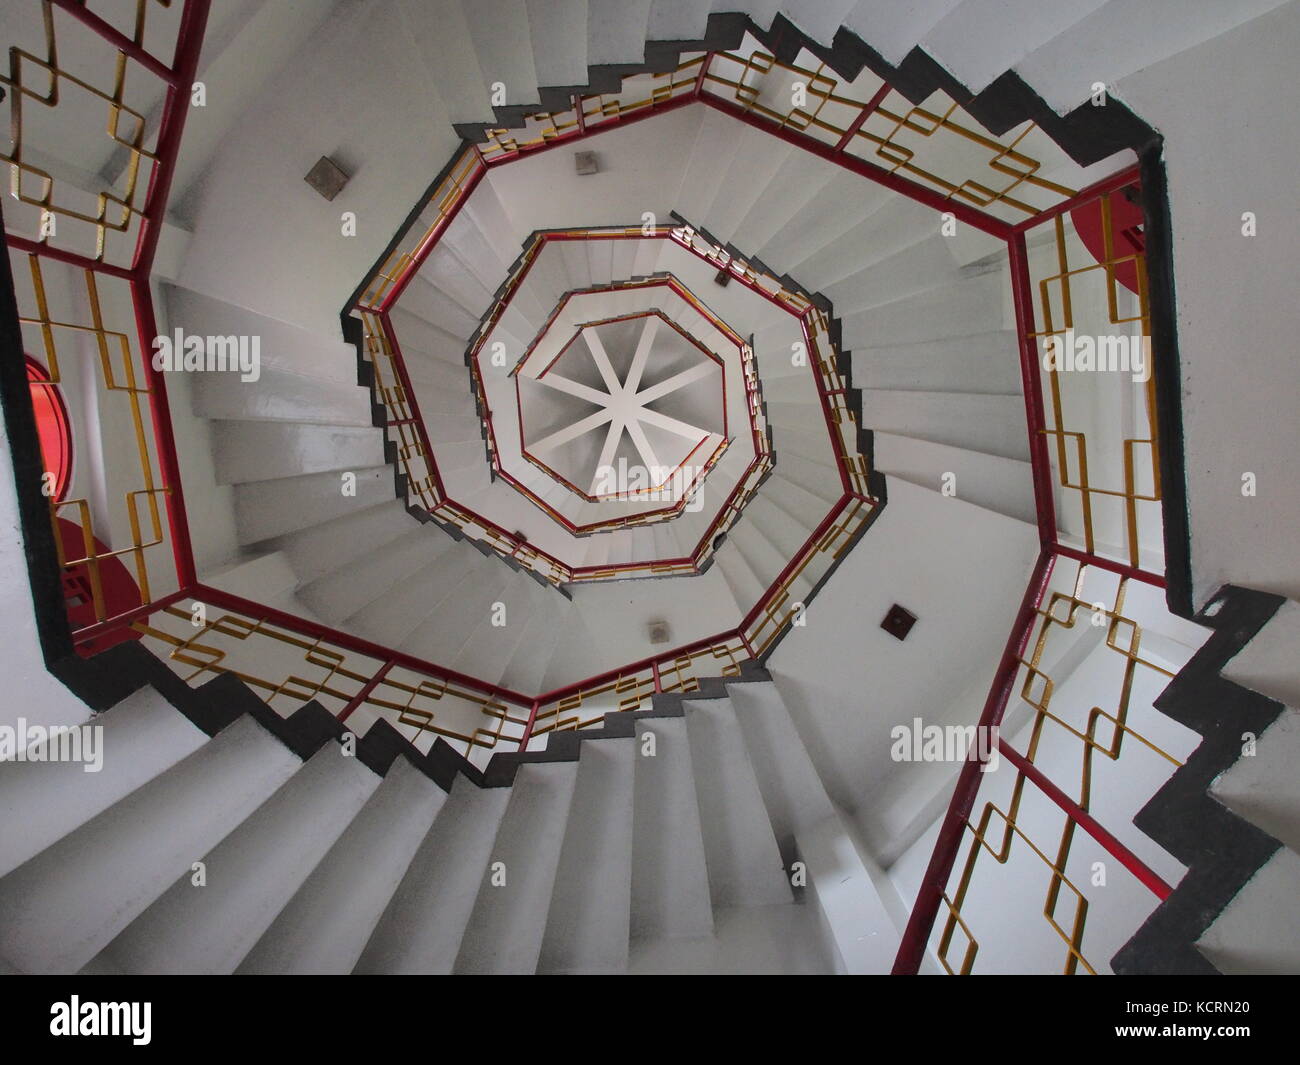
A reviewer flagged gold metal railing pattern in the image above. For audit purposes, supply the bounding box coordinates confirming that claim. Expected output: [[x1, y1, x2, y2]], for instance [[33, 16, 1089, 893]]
[[356, 147, 485, 312], [1011, 563, 1179, 807], [703, 46, 1085, 224], [358, 309, 442, 509], [476, 57, 704, 163], [530, 632, 749, 738], [1027, 189, 1162, 575], [1, 0, 177, 268], [741, 494, 874, 657], [804, 306, 873, 499], [135, 600, 529, 764], [14, 251, 174, 624], [932, 557, 1186, 974]]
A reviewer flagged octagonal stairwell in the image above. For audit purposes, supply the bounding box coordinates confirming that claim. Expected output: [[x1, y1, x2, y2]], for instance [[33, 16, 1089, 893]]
[[2, 0, 1298, 977]]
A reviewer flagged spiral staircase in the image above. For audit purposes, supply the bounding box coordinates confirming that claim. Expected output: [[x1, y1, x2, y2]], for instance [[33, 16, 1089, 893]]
[[1, 0, 1298, 976]]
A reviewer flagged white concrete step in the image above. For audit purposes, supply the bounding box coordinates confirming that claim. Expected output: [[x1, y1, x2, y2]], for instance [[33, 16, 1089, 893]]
[[298, 529, 444, 625], [399, 273, 482, 342], [343, 539, 476, 648], [587, 0, 652, 66], [1197, 845, 1300, 975], [761, 472, 838, 529], [451, 181, 520, 281], [1211, 706, 1300, 856], [0, 688, 207, 880], [435, 439, 493, 477], [647, 0, 710, 40], [164, 284, 359, 385], [234, 465, 396, 545], [402, 556, 518, 663], [840, 272, 1007, 349], [694, 135, 796, 248], [557, 239, 594, 292], [401, 358, 479, 417], [676, 107, 748, 226], [764, 395, 827, 430], [793, 197, 942, 294], [746, 492, 817, 561], [424, 411, 488, 446], [461, 0, 540, 109], [773, 420, 839, 467], [538, 737, 636, 973], [0, 715, 299, 974], [355, 775, 511, 974], [683, 697, 794, 906], [455, 760, 580, 973], [586, 236, 615, 287], [450, 570, 551, 684], [211, 420, 386, 485], [714, 540, 766, 612], [842, 0, 966, 64], [265, 500, 417, 587], [1015, 0, 1295, 114], [203, 551, 301, 610], [193, 367, 375, 428], [920, 0, 1108, 95], [526, 0, 589, 89], [850, 329, 1022, 395], [630, 714, 714, 938], [861, 389, 1029, 461], [730, 147, 840, 258], [416, 243, 498, 322], [757, 171, 892, 277], [627, 899, 837, 973], [773, 449, 843, 504], [395, 0, 491, 124], [727, 681, 835, 842], [820, 232, 965, 316], [93, 744, 379, 974], [610, 238, 639, 284], [728, 516, 792, 593], [238, 757, 448, 974], [501, 596, 574, 694], [874, 430, 1038, 524], [798, 808, 901, 973], [1222, 599, 1300, 711], [785, 0, 859, 44], [388, 305, 472, 367]]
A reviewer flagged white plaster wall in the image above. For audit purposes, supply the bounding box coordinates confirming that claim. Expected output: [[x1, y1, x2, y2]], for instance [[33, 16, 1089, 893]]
[[767, 477, 1040, 849], [1114, 2, 1300, 605], [176, 0, 463, 331]]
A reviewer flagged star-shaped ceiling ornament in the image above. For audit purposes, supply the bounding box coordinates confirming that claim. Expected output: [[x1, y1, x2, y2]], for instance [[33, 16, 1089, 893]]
[[520, 311, 727, 502]]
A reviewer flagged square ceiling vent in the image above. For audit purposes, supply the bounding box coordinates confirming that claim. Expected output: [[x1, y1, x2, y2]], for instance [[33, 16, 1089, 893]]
[[304, 155, 350, 201], [574, 150, 599, 175], [881, 604, 917, 641]]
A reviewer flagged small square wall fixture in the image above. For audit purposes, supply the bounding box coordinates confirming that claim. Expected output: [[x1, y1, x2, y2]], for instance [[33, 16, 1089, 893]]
[[574, 150, 599, 175], [714, 268, 732, 287], [648, 619, 671, 645], [881, 604, 917, 641], [305, 155, 350, 201]]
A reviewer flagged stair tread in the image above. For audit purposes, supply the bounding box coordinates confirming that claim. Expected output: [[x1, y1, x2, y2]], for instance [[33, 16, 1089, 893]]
[[683, 696, 793, 907]]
